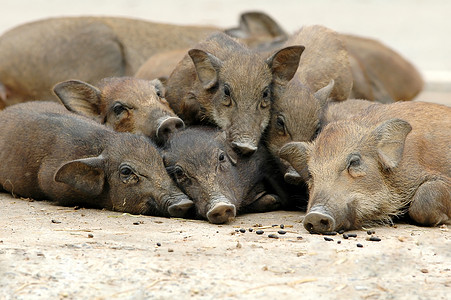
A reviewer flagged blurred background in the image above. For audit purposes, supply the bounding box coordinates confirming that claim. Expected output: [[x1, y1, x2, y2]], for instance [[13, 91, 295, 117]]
[[1, 0, 450, 105]]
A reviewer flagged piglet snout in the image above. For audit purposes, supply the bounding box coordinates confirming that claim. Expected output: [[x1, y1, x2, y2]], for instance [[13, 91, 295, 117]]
[[156, 117, 185, 142], [207, 202, 236, 224], [303, 208, 336, 234]]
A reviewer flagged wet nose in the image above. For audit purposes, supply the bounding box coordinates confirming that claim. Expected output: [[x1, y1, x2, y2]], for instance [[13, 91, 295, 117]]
[[206, 202, 236, 224], [156, 117, 185, 142], [231, 141, 257, 156], [303, 210, 336, 234], [168, 198, 194, 218]]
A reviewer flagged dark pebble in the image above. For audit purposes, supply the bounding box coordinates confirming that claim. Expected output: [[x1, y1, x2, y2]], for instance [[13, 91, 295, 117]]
[[324, 237, 334, 242], [337, 229, 345, 234], [256, 230, 264, 235], [268, 234, 279, 239], [367, 230, 376, 235], [239, 228, 246, 233], [323, 231, 337, 236], [277, 230, 286, 235], [272, 224, 278, 227], [156, 242, 161, 247], [51, 219, 61, 224], [343, 234, 349, 239], [357, 243, 363, 248], [297, 236, 303, 240], [337, 240, 341, 244], [280, 224, 285, 229], [248, 228, 254, 232], [347, 233, 357, 238], [235, 229, 239, 232], [87, 233, 94, 238], [369, 236, 381, 242], [133, 222, 140, 225]]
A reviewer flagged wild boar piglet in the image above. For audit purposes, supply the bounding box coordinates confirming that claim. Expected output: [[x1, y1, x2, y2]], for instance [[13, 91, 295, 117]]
[[280, 101, 451, 233], [0, 102, 193, 217]]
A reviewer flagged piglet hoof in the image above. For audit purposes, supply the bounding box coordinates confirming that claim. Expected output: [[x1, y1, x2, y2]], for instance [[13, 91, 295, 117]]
[[207, 202, 236, 224], [156, 117, 185, 142], [303, 209, 336, 234], [168, 198, 194, 218]]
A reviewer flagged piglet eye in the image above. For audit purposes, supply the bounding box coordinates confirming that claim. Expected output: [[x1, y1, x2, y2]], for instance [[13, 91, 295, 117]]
[[120, 165, 133, 176], [262, 87, 270, 99], [156, 90, 162, 97], [113, 102, 127, 116], [174, 166, 185, 179], [224, 84, 231, 97], [218, 152, 225, 162], [348, 155, 361, 169]]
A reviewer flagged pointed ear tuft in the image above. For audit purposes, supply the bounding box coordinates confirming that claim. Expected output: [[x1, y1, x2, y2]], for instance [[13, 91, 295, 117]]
[[314, 79, 334, 109], [188, 49, 222, 89], [54, 155, 105, 196], [53, 80, 102, 119], [373, 119, 412, 170]]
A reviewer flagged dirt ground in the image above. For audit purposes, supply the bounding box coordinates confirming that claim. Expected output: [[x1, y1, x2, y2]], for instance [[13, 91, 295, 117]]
[[1, 193, 450, 300]]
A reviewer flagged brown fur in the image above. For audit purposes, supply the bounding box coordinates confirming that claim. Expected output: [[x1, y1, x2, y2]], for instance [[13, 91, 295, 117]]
[[343, 34, 424, 102], [164, 32, 303, 155], [280, 25, 353, 101], [53, 77, 183, 144], [0, 16, 221, 106], [0, 102, 192, 216], [281, 102, 451, 232]]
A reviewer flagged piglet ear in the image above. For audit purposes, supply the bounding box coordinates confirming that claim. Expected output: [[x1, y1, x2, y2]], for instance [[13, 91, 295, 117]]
[[314, 79, 334, 109], [266, 45, 304, 86], [189, 49, 222, 90], [54, 155, 105, 196], [279, 142, 311, 181], [373, 118, 412, 170], [53, 80, 102, 120]]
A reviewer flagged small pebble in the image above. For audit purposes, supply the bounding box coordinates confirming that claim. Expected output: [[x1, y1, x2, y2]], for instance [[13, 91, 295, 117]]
[[343, 233, 349, 239], [337, 240, 341, 244], [156, 242, 161, 247], [87, 233, 94, 238], [337, 229, 345, 234], [133, 222, 140, 225], [168, 248, 174, 252], [297, 236, 303, 240], [277, 230, 286, 235], [51, 219, 61, 224], [235, 229, 240, 232], [420, 269, 429, 273], [369, 236, 381, 242], [280, 224, 285, 229], [272, 224, 278, 227], [268, 234, 279, 239], [239, 228, 246, 233], [323, 231, 337, 236], [356, 243, 363, 248], [347, 233, 357, 238], [256, 230, 264, 235], [367, 229, 376, 235], [324, 237, 334, 241], [248, 228, 253, 232]]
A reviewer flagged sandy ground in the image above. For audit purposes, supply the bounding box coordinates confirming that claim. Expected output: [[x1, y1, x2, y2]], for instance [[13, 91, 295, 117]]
[[0, 193, 450, 300], [1, 1, 451, 299], [1, 194, 450, 299]]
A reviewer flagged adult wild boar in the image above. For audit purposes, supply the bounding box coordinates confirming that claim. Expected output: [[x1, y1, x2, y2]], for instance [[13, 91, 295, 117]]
[[343, 34, 424, 102], [0, 16, 220, 106], [280, 102, 451, 233], [53, 77, 184, 145], [164, 32, 304, 155], [162, 127, 287, 224], [0, 102, 193, 217]]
